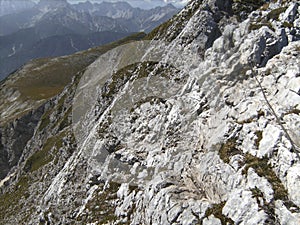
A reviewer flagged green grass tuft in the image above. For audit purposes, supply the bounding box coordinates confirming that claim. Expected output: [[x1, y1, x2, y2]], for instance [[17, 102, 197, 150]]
[[204, 202, 234, 225], [267, 7, 287, 21], [219, 138, 241, 164], [242, 153, 288, 201], [249, 22, 274, 31], [254, 131, 263, 149]]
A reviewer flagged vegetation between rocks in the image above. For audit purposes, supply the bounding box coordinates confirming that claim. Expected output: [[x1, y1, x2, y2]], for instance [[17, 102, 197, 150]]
[[219, 138, 241, 164], [203, 201, 234, 225], [242, 153, 288, 201]]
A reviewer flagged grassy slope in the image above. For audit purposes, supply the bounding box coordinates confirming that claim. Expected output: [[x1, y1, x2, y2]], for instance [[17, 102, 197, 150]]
[[0, 32, 146, 124], [13, 32, 146, 100]]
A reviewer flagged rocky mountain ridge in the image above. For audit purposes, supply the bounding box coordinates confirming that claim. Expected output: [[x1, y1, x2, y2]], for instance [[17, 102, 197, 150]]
[[0, 0, 35, 17], [0, 0, 300, 224]]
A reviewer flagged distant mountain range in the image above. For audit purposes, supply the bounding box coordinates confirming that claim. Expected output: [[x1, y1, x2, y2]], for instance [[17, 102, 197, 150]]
[[0, 0, 179, 80], [0, 0, 35, 17]]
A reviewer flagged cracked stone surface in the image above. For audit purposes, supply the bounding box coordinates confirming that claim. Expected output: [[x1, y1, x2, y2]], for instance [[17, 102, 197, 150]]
[[0, 0, 300, 224]]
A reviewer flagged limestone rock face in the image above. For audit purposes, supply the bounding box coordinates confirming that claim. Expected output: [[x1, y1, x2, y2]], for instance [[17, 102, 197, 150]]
[[0, 105, 44, 179], [0, 0, 300, 224]]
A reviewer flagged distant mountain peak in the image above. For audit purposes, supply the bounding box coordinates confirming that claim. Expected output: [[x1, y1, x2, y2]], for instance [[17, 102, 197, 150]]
[[80, 0, 93, 5], [39, 0, 68, 3], [37, 0, 68, 8], [152, 3, 177, 11], [99, 1, 133, 9]]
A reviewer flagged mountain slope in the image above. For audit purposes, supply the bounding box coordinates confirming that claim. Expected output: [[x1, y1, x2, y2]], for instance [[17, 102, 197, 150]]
[[0, 1, 178, 80], [0, 30, 133, 80], [0, 1, 179, 37], [0, 32, 146, 123], [0, 0, 300, 224]]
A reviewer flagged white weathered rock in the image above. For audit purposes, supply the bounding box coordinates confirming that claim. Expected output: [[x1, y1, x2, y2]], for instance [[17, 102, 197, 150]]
[[287, 163, 300, 207], [258, 124, 283, 158], [247, 168, 274, 203], [203, 215, 221, 225], [281, 3, 299, 23], [2, 1, 300, 225], [223, 189, 267, 225], [275, 200, 300, 225]]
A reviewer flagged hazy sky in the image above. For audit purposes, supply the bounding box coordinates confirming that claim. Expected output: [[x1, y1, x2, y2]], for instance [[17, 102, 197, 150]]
[[57, 0, 189, 9]]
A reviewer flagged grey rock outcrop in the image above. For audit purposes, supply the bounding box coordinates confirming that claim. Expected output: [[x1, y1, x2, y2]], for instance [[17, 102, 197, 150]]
[[0, 105, 44, 180], [0, 0, 300, 224]]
